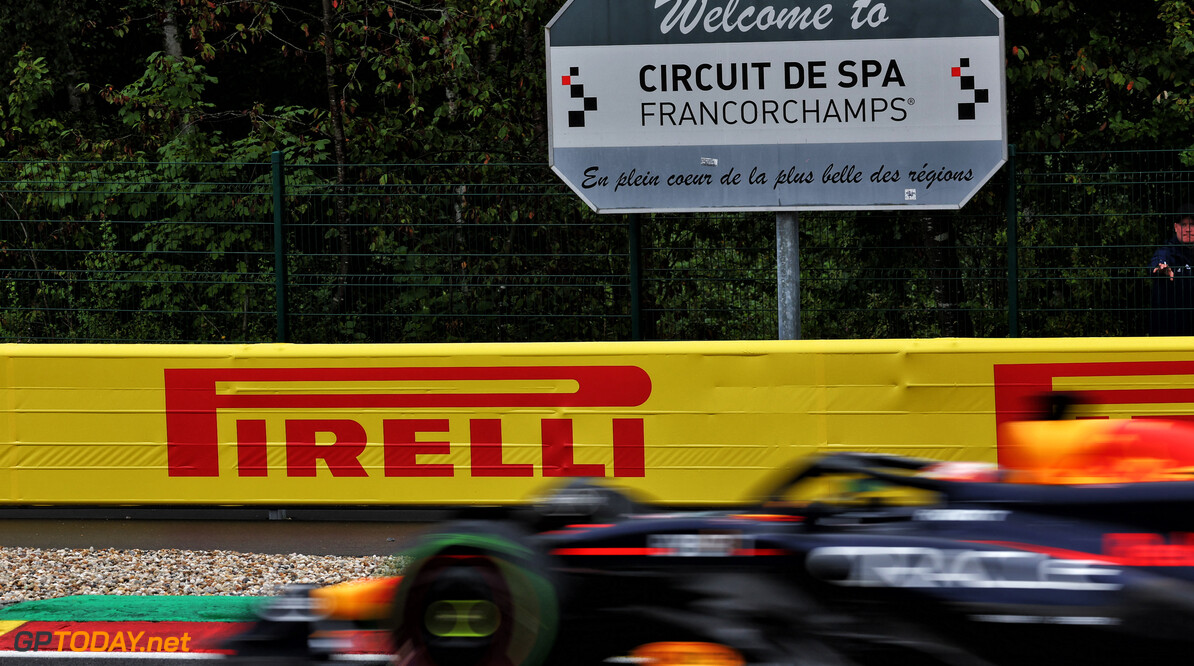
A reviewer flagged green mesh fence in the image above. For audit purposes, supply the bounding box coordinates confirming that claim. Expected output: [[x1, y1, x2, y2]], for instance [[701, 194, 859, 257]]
[[0, 150, 1190, 343], [280, 163, 626, 343], [0, 160, 277, 343], [1013, 149, 1194, 337]]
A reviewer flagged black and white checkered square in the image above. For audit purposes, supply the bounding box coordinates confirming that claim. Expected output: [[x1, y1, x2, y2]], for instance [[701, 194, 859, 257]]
[[952, 58, 989, 121], [561, 67, 598, 128]]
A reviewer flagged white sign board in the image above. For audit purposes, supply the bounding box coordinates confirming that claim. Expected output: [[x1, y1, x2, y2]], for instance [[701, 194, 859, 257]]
[[546, 0, 1006, 212]]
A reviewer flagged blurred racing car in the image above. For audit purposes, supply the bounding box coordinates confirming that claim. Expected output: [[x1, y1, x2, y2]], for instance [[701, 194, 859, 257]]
[[226, 413, 1194, 665]]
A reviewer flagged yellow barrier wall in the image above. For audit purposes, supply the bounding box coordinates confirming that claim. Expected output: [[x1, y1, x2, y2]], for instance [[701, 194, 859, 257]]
[[3, 339, 1194, 505]]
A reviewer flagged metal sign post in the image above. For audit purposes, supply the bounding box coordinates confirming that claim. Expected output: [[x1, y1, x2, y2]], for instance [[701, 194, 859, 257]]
[[776, 211, 800, 339]]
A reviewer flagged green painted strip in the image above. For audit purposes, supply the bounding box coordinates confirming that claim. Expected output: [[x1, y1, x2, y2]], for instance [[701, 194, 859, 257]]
[[0, 596, 265, 622]]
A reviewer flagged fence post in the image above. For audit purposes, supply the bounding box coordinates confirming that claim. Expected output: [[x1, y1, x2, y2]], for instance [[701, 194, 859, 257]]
[[272, 150, 289, 343], [1005, 144, 1019, 338], [629, 213, 642, 340]]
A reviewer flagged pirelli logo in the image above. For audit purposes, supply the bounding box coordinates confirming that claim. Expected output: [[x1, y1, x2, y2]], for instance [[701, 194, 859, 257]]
[[994, 360, 1194, 455], [164, 366, 652, 479]]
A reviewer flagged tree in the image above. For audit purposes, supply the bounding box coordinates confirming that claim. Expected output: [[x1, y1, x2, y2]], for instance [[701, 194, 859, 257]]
[[1001, 0, 1194, 150], [8, 2, 1194, 343]]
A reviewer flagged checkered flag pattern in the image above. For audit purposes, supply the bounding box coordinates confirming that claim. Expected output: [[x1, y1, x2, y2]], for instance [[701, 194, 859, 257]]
[[562, 67, 598, 128], [952, 58, 990, 120]]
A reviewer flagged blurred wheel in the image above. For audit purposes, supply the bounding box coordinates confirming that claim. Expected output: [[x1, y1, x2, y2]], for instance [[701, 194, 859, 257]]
[[389, 522, 559, 666]]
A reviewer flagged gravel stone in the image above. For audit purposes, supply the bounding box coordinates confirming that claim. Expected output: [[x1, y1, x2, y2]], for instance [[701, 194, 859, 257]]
[[0, 547, 390, 603]]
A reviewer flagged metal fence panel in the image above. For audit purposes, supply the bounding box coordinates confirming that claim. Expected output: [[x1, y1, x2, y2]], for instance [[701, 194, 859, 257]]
[[1014, 149, 1194, 338], [0, 160, 276, 343], [1, 151, 1191, 343]]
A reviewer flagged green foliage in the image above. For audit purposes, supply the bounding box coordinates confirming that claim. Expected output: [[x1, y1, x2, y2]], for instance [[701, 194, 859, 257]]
[[101, 52, 217, 150], [0, 47, 65, 154], [1000, 0, 1194, 150], [643, 216, 776, 339]]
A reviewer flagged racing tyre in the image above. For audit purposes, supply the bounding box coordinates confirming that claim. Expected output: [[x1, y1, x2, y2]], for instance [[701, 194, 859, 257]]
[[388, 521, 559, 666]]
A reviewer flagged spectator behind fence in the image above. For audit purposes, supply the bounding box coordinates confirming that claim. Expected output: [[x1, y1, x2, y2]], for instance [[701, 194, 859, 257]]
[[1150, 204, 1194, 335]]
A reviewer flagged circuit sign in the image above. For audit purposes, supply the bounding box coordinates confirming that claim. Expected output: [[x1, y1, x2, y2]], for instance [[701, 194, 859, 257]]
[[546, 0, 1007, 211]]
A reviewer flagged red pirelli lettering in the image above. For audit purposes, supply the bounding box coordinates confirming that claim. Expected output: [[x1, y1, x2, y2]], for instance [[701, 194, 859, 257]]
[[163, 366, 652, 477], [384, 419, 453, 477], [993, 360, 1194, 462], [542, 419, 605, 478], [470, 418, 534, 477], [285, 419, 369, 477], [236, 420, 268, 477]]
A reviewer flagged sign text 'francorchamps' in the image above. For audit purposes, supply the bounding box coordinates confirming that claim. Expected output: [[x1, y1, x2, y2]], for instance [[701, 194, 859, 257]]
[[546, 0, 1006, 212]]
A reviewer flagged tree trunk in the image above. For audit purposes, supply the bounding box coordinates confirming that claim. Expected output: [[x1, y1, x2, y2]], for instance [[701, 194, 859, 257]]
[[162, 2, 183, 58], [321, 0, 352, 313]]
